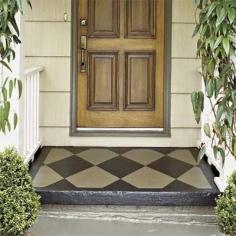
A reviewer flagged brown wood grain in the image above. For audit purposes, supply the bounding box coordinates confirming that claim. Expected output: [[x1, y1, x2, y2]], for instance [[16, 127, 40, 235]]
[[88, 0, 120, 38], [124, 51, 155, 111], [87, 51, 119, 110], [77, 0, 164, 128], [125, 0, 156, 38]]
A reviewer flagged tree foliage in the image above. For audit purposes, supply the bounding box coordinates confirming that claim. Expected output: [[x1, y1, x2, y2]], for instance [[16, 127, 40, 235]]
[[192, 0, 236, 160], [0, 0, 31, 133]]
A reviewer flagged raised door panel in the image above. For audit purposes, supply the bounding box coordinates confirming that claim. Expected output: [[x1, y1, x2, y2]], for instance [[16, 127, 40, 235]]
[[88, 0, 120, 38], [124, 51, 155, 111], [88, 51, 118, 110], [125, 0, 156, 38]]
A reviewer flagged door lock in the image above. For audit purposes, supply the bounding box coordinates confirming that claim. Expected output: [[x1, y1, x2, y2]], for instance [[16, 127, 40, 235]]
[[80, 36, 87, 73]]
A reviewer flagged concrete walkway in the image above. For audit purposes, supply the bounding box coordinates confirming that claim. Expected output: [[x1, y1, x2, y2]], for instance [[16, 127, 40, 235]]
[[30, 206, 223, 236]]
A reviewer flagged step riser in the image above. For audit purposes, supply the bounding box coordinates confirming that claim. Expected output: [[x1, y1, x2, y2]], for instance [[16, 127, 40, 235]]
[[38, 191, 218, 206]]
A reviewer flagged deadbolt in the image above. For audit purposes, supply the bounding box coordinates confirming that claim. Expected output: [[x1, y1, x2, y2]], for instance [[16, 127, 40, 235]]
[[80, 18, 87, 26]]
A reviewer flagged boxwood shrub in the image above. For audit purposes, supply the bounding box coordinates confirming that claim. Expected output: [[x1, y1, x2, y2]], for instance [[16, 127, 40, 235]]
[[216, 171, 236, 236], [0, 148, 40, 236]]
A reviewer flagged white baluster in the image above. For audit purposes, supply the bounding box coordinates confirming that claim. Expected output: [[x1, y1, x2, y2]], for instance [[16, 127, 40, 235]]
[[24, 66, 43, 162]]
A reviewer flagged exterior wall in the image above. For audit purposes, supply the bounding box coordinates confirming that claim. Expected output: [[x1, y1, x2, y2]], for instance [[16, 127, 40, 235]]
[[24, 0, 201, 147]]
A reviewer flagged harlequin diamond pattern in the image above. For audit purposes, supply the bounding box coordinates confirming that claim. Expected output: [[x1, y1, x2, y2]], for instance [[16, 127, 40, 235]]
[[148, 156, 193, 178], [32, 147, 216, 192]]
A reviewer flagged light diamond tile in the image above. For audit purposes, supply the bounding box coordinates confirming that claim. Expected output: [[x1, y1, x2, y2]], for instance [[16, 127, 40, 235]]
[[178, 167, 212, 189], [66, 166, 119, 188], [168, 149, 197, 165], [77, 148, 118, 165], [44, 148, 73, 164], [123, 149, 164, 165], [33, 166, 63, 188], [122, 167, 174, 189]]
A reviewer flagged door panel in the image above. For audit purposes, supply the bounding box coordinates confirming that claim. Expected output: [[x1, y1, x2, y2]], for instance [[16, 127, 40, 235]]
[[77, 0, 164, 128], [125, 0, 156, 38], [124, 51, 155, 111], [88, 0, 120, 37], [88, 51, 119, 111]]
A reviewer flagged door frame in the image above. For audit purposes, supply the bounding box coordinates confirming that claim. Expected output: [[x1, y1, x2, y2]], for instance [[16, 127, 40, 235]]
[[70, 0, 172, 137]]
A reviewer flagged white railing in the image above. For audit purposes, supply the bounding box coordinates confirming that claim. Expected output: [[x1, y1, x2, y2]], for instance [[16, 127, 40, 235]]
[[23, 66, 44, 163]]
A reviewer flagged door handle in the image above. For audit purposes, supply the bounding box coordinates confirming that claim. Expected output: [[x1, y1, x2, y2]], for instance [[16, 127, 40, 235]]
[[80, 36, 87, 73]]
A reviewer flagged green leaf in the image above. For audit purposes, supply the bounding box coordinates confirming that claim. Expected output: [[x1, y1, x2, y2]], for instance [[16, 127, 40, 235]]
[[213, 35, 223, 49], [218, 147, 225, 161], [0, 60, 12, 71], [204, 123, 211, 138], [192, 24, 200, 37], [2, 77, 9, 90], [228, 34, 236, 44], [216, 105, 225, 122], [17, 80, 22, 98], [13, 113, 18, 130], [2, 88, 7, 101], [216, 8, 227, 27], [206, 79, 215, 98], [191, 91, 204, 124], [9, 80, 13, 98], [213, 145, 218, 159], [206, 2, 218, 18], [198, 145, 206, 162], [222, 37, 230, 55], [16, 0, 23, 13], [233, 136, 236, 156], [9, 17, 20, 36], [6, 120, 11, 132], [228, 8, 235, 24], [27, 0, 32, 9]]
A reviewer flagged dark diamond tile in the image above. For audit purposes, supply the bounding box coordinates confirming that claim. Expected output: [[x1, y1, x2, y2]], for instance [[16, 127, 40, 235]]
[[104, 180, 138, 191], [43, 179, 78, 191], [108, 147, 132, 155], [98, 156, 143, 178], [152, 147, 176, 155], [65, 146, 89, 154], [162, 180, 198, 192], [48, 155, 93, 178], [148, 156, 193, 178]]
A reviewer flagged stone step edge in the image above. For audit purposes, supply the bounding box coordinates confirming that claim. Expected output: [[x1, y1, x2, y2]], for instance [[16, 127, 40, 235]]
[[40, 206, 217, 226]]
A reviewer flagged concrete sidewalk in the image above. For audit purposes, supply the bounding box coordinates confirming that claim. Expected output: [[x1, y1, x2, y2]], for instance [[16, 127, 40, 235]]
[[30, 206, 223, 236]]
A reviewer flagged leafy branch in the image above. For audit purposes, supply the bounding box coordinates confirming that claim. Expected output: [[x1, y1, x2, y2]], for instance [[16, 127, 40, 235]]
[[0, 0, 31, 133], [192, 0, 236, 161]]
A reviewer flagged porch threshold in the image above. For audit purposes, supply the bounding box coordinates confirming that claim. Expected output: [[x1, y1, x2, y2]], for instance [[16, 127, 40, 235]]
[[30, 147, 219, 206]]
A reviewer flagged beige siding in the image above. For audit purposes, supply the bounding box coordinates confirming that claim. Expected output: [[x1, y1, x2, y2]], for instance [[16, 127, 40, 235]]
[[172, 0, 196, 23], [25, 0, 71, 22], [25, 22, 70, 57], [39, 93, 70, 127], [25, 57, 70, 92], [171, 59, 201, 93], [25, 0, 200, 147], [172, 24, 197, 58]]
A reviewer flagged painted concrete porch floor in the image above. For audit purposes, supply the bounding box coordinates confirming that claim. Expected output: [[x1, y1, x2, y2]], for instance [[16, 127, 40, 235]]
[[30, 206, 223, 236], [30, 147, 219, 205]]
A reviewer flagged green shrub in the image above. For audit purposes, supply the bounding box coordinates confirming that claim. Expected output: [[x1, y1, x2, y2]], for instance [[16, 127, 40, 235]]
[[216, 171, 236, 236], [0, 148, 40, 236]]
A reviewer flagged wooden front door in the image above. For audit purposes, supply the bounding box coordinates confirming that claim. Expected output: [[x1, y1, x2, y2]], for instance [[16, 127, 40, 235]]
[[77, 0, 164, 128]]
